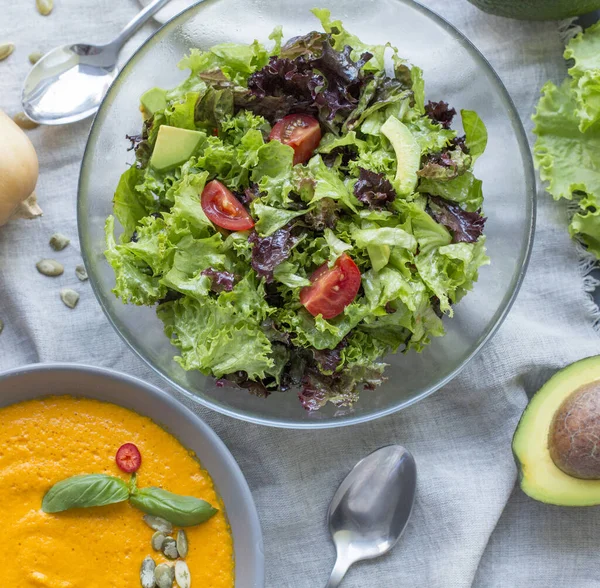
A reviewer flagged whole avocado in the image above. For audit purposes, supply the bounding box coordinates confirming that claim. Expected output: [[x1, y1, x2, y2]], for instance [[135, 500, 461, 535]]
[[467, 0, 600, 20]]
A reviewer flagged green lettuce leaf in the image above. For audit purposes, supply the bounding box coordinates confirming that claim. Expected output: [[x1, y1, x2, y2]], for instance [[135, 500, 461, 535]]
[[418, 171, 483, 212], [105, 216, 167, 305], [252, 201, 307, 236], [415, 238, 489, 313], [533, 80, 600, 201], [113, 166, 151, 242], [570, 195, 600, 258], [177, 41, 269, 86], [351, 225, 417, 251], [461, 110, 488, 162], [564, 21, 600, 132]]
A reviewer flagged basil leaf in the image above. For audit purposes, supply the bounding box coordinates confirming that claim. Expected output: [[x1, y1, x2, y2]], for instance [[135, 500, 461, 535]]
[[42, 474, 130, 513], [130, 487, 218, 527]]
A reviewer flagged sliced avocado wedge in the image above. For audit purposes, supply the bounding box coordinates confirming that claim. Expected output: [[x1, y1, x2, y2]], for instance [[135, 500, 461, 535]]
[[380, 115, 420, 196], [141, 87, 168, 116], [150, 125, 204, 172], [512, 355, 600, 506], [367, 244, 390, 272]]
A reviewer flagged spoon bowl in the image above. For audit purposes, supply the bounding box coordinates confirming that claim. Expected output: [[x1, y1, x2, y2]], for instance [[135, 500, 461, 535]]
[[326, 445, 417, 587], [22, 44, 119, 125], [21, 0, 173, 125]]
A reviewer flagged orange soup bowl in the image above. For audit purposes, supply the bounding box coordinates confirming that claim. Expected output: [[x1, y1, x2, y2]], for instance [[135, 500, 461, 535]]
[[0, 363, 264, 588]]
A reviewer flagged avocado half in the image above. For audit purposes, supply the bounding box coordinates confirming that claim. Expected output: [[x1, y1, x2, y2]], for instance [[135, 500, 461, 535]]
[[513, 355, 600, 506], [466, 0, 600, 20]]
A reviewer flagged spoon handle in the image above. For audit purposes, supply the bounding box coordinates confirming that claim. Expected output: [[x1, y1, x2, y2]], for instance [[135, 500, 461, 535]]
[[109, 0, 173, 52], [325, 554, 352, 588]]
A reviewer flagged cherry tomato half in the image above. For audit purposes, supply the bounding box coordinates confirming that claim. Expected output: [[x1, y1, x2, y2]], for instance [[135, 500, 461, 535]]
[[300, 253, 361, 320], [269, 114, 322, 165], [116, 443, 142, 473], [201, 180, 255, 231]]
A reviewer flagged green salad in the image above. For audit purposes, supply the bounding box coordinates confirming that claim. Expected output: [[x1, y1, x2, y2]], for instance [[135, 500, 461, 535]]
[[105, 9, 489, 411]]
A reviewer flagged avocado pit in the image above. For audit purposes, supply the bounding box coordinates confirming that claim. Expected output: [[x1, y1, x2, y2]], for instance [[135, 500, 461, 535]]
[[549, 381, 600, 480]]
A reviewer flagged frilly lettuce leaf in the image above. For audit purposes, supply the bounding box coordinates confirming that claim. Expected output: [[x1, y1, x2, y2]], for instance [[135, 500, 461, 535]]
[[533, 80, 600, 201], [178, 41, 270, 86], [415, 238, 489, 313], [564, 21, 600, 132], [569, 194, 600, 258], [105, 216, 167, 305]]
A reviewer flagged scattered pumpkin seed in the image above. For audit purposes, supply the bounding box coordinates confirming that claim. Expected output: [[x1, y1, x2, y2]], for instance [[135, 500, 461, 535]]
[[49, 232, 70, 251], [60, 288, 79, 309], [140, 556, 157, 588], [176, 530, 188, 559], [162, 537, 179, 560], [36, 0, 53, 16], [12, 112, 39, 130], [154, 564, 175, 588], [151, 531, 166, 551], [0, 319, 4, 335], [29, 51, 43, 64], [36, 259, 64, 277], [75, 264, 88, 281], [0, 42, 15, 61], [174, 561, 191, 588], [143, 515, 173, 534]]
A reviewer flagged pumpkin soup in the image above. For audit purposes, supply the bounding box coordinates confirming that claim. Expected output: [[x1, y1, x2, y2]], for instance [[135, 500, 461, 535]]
[[0, 396, 234, 587]]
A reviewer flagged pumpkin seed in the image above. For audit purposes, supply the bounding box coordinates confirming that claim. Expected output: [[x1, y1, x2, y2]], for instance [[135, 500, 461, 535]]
[[174, 561, 191, 588], [36, 259, 64, 277], [0, 43, 15, 61], [176, 530, 188, 559], [12, 112, 39, 130], [162, 537, 179, 560], [75, 264, 88, 281], [49, 232, 70, 251], [143, 515, 173, 534], [0, 319, 4, 335], [140, 556, 156, 588], [151, 531, 166, 551], [154, 564, 175, 588], [60, 288, 79, 309], [29, 51, 43, 64], [36, 0, 53, 16]]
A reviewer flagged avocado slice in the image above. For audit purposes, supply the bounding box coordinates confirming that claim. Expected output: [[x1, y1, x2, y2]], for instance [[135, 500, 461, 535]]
[[380, 115, 420, 196], [466, 0, 600, 21], [140, 87, 168, 116], [512, 355, 600, 506], [150, 125, 204, 172]]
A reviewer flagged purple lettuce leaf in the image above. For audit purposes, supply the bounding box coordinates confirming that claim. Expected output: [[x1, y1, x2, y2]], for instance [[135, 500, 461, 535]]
[[201, 268, 237, 292], [425, 100, 456, 129], [353, 167, 397, 208], [249, 227, 297, 282], [427, 195, 486, 243]]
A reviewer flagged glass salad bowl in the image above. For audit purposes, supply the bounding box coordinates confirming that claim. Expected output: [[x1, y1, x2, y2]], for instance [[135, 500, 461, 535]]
[[78, 0, 535, 428]]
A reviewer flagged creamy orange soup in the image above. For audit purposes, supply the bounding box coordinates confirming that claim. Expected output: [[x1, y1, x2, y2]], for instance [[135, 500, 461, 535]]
[[0, 396, 234, 587]]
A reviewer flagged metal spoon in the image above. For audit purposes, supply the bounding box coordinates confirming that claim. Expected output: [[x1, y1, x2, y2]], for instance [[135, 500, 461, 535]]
[[325, 445, 417, 588], [22, 0, 172, 125]]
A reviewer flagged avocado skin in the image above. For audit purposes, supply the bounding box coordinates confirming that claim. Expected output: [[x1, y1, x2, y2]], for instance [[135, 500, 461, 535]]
[[466, 0, 600, 20], [512, 355, 600, 506]]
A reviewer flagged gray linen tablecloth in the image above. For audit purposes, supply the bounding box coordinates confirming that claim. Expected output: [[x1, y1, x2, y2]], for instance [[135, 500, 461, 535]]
[[2, 1, 600, 586]]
